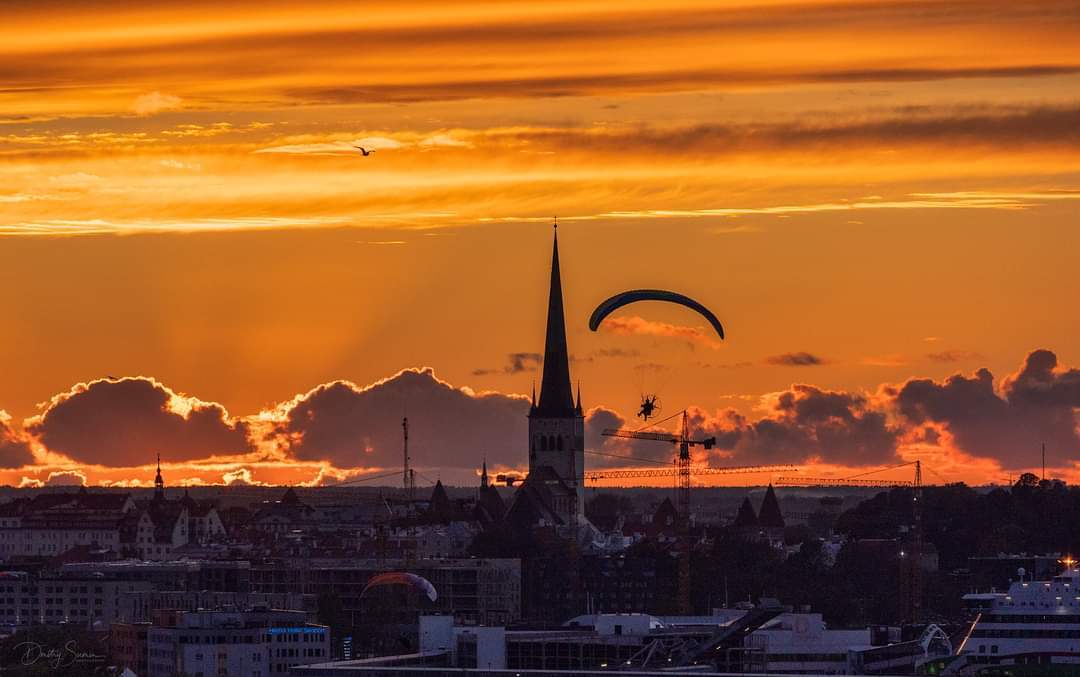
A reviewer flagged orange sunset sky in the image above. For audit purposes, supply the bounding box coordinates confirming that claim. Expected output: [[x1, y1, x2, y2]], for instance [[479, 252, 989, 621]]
[[1, 0, 1078, 490]]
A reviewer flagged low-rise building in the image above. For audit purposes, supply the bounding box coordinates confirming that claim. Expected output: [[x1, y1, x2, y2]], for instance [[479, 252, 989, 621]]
[[0, 569, 154, 630], [121, 590, 315, 623], [111, 621, 150, 676], [62, 558, 252, 593], [0, 559, 259, 631], [251, 557, 520, 626], [120, 459, 227, 560], [293, 610, 953, 676], [0, 490, 134, 559], [145, 608, 329, 677], [0, 463, 225, 563]]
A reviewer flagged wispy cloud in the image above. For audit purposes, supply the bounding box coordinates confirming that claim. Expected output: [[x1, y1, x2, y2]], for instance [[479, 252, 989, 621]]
[[927, 349, 983, 363], [159, 159, 202, 171], [255, 132, 469, 155], [862, 354, 910, 367], [47, 172, 104, 188], [254, 142, 369, 156], [766, 352, 829, 367], [472, 352, 543, 376], [161, 122, 234, 138], [480, 193, 1052, 225], [288, 65, 1080, 105], [0, 216, 350, 236], [597, 315, 722, 349], [131, 91, 182, 116], [0, 193, 72, 204]]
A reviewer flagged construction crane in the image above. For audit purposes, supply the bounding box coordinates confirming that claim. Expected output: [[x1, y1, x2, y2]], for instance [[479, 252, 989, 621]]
[[777, 461, 925, 624], [603, 409, 771, 617], [776, 476, 912, 487], [585, 464, 796, 482], [494, 408, 791, 616], [497, 460, 792, 617], [601, 410, 717, 529], [496, 464, 793, 486]]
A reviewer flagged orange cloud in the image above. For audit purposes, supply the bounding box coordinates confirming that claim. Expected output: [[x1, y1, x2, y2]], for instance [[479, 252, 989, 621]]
[[131, 91, 182, 116], [222, 467, 262, 486], [25, 377, 251, 466], [598, 315, 722, 349]]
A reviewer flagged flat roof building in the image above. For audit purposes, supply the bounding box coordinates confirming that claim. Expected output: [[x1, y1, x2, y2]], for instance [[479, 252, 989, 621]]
[[144, 608, 328, 677]]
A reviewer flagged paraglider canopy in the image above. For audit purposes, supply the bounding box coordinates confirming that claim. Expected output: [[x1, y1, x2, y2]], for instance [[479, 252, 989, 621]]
[[588, 289, 725, 340], [361, 572, 438, 603]]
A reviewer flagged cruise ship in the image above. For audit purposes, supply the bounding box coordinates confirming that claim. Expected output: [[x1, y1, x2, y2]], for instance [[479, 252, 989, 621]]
[[955, 560, 1080, 672]]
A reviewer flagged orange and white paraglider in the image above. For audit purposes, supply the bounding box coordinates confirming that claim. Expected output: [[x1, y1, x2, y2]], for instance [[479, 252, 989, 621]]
[[360, 572, 437, 603]]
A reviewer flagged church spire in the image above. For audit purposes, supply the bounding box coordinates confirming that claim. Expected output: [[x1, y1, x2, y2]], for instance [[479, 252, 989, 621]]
[[480, 458, 489, 489], [154, 453, 164, 500], [536, 226, 576, 417]]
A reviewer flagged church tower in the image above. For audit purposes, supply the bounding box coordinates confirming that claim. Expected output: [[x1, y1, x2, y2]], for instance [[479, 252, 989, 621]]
[[528, 226, 586, 518], [154, 452, 165, 501]]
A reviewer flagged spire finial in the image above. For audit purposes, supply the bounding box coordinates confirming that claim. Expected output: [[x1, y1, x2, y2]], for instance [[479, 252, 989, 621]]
[[553, 216, 557, 230]]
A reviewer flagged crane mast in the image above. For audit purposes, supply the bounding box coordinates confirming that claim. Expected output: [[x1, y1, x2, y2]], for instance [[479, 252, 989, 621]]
[[601, 410, 716, 616], [497, 411, 790, 616], [601, 410, 718, 528]]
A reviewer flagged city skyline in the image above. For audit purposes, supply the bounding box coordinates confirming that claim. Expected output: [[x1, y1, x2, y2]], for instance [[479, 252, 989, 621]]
[[2, 1, 1079, 489], [0, 225, 1075, 489]]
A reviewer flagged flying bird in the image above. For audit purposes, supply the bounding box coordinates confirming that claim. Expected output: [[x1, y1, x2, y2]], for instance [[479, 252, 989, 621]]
[[354, 146, 374, 156]]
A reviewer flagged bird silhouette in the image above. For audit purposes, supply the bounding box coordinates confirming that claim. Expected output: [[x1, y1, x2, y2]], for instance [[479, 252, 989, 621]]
[[354, 146, 374, 156]]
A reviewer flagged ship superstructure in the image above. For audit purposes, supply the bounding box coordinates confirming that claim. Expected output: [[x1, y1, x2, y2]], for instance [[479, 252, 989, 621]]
[[959, 561, 1080, 669]]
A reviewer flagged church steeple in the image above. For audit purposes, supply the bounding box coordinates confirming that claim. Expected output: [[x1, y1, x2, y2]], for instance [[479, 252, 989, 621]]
[[525, 225, 587, 525], [154, 453, 164, 500], [480, 458, 489, 489], [536, 226, 575, 417]]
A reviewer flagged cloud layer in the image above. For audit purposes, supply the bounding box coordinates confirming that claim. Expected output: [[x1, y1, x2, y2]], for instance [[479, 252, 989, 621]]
[[893, 349, 1080, 469], [0, 350, 1077, 484], [687, 385, 901, 467], [26, 377, 251, 466], [6, 1, 1080, 114], [267, 368, 529, 471], [0, 414, 35, 468]]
